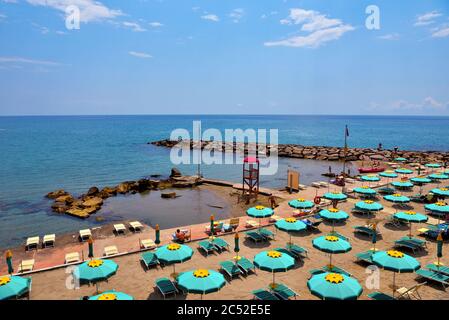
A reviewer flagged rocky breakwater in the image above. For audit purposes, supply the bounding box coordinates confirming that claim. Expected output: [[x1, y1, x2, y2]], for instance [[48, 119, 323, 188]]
[[46, 169, 200, 219], [150, 139, 449, 163]]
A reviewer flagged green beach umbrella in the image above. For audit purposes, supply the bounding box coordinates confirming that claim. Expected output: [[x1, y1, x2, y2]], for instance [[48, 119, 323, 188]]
[[5, 250, 13, 274], [353, 186, 377, 196], [74, 259, 118, 292], [395, 168, 413, 175], [307, 272, 363, 300], [426, 163, 441, 168], [88, 290, 133, 300], [319, 208, 349, 232], [361, 175, 380, 182], [383, 193, 410, 204], [155, 224, 160, 245], [234, 233, 240, 261], [155, 243, 193, 276], [391, 181, 414, 189], [323, 192, 348, 201], [254, 250, 295, 286], [394, 211, 428, 238], [210, 214, 215, 235], [444, 169, 449, 175], [355, 200, 383, 212], [288, 198, 315, 210], [428, 173, 449, 180], [431, 187, 449, 198], [380, 171, 398, 179], [371, 224, 378, 251], [0, 275, 31, 300], [275, 217, 307, 247], [394, 157, 407, 162], [436, 233, 443, 268], [87, 237, 94, 258], [312, 234, 352, 268], [372, 250, 420, 297], [177, 269, 226, 297]]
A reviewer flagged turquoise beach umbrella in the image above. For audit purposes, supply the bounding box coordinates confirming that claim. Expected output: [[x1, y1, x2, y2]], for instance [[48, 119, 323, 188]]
[[313, 234, 351, 268], [246, 205, 274, 218], [391, 181, 413, 188], [275, 217, 307, 247], [177, 269, 226, 296], [425, 202, 449, 214], [89, 290, 133, 300], [395, 168, 413, 175], [307, 272, 363, 300], [426, 163, 441, 168], [355, 200, 383, 212], [254, 250, 295, 285], [431, 187, 449, 197], [444, 170, 449, 175], [288, 198, 315, 209], [0, 275, 31, 300], [411, 177, 432, 184], [394, 211, 428, 238], [394, 157, 407, 162], [319, 208, 349, 222], [155, 243, 193, 264], [353, 187, 377, 195], [372, 250, 420, 297], [383, 193, 410, 204], [361, 175, 380, 182], [380, 171, 398, 178], [428, 173, 449, 180], [74, 259, 118, 292], [323, 192, 348, 201]]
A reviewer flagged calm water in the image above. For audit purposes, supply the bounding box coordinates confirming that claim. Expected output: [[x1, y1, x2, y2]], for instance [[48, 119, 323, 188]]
[[1, 115, 448, 248]]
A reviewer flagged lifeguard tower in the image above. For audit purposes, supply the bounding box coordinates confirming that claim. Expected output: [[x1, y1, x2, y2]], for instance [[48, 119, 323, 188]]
[[242, 157, 260, 204]]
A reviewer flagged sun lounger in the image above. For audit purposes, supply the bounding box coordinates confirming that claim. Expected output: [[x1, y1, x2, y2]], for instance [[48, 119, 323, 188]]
[[129, 221, 143, 232], [353, 226, 379, 237], [237, 257, 256, 275], [79, 229, 92, 241], [301, 218, 321, 231], [385, 215, 407, 228], [426, 264, 449, 276], [198, 241, 217, 256], [141, 252, 159, 270], [287, 244, 308, 258], [113, 224, 126, 235], [252, 289, 279, 301], [25, 236, 39, 251], [394, 239, 422, 253], [368, 292, 395, 300], [205, 222, 224, 235], [311, 182, 321, 188], [219, 261, 242, 280], [355, 250, 376, 264], [227, 218, 240, 230], [395, 282, 425, 300], [103, 245, 119, 256], [269, 283, 298, 300], [155, 277, 178, 299], [378, 187, 395, 195], [140, 239, 156, 250], [65, 252, 80, 264], [269, 215, 282, 222], [274, 248, 296, 259], [18, 259, 35, 273], [259, 228, 275, 240], [245, 220, 260, 228], [399, 237, 427, 248], [210, 237, 229, 252], [415, 269, 449, 288], [42, 234, 56, 248], [245, 231, 266, 242], [322, 265, 352, 277], [298, 184, 307, 190]]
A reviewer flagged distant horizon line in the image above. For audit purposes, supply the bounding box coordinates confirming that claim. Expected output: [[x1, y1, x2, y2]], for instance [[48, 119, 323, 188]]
[[1, 113, 449, 117]]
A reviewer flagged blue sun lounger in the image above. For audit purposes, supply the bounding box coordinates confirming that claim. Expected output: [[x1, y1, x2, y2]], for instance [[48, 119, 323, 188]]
[[287, 244, 308, 258], [141, 252, 159, 270], [259, 228, 275, 240], [211, 237, 230, 252], [426, 264, 449, 276], [237, 257, 256, 275], [245, 231, 266, 242], [268, 283, 298, 300], [219, 261, 242, 280], [394, 239, 423, 253], [355, 250, 375, 264], [367, 292, 395, 300], [353, 226, 379, 237], [415, 269, 449, 288], [155, 277, 178, 299], [198, 240, 217, 256], [252, 289, 279, 301]]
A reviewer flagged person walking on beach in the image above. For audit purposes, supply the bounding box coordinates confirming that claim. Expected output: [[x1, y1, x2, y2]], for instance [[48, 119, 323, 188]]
[[378, 143, 383, 151], [269, 194, 277, 209]]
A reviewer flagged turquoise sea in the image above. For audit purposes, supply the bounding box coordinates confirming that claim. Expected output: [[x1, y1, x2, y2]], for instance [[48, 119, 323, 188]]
[[1, 115, 449, 248]]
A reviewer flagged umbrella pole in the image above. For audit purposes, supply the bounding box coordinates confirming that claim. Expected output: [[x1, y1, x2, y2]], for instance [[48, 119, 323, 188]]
[[392, 272, 396, 298], [409, 222, 412, 238], [329, 253, 333, 269]]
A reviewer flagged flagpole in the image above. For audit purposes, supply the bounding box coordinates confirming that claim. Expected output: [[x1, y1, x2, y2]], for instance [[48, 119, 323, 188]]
[[342, 125, 348, 176]]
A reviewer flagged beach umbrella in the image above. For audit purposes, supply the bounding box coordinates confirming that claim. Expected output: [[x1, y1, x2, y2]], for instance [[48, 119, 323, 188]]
[[436, 233, 444, 268], [254, 250, 295, 286], [88, 290, 133, 300], [177, 269, 226, 298], [395, 168, 413, 175], [444, 169, 449, 175], [288, 198, 315, 210], [353, 186, 377, 196], [234, 233, 240, 261], [394, 157, 407, 162], [5, 250, 13, 274], [426, 163, 441, 169], [275, 217, 307, 247], [312, 234, 351, 268], [394, 211, 428, 238], [87, 237, 94, 258], [361, 175, 380, 182], [307, 272, 363, 300], [383, 193, 410, 204], [391, 181, 413, 189], [431, 187, 449, 198], [411, 176, 432, 184], [425, 202, 449, 214], [428, 173, 449, 181], [371, 224, 378, 252], [319, 208, 349, 232], [210, 215, 215, 235], [246, 205, 274, 232], [323, 192, 347, 201], [355, 200, 383, 213], [380, 171, 398, 179], [155, 243, 193, 276], [74, 259, 118, 293], [0, 275, 31, 300], [155, 224, 160, 245], [372, 250, 420, 298]]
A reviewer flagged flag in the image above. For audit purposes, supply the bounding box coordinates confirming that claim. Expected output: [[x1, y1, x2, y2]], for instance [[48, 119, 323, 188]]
[[345, 125, 349, 137]]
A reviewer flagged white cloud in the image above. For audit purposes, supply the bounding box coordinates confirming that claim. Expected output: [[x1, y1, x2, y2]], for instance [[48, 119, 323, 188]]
[[229, 8, 244, 23], [122, 21, 146, 32], [0, 13, 6, 19], [149, 21, 163, 27], [128, 51, 152, 59], [201, 14, 219, 22], [387, 97, 448, 112], [265, 8, 353, 48], [26, 0, 122, 23], [1, 0, 18, 3], [414, 11, 442, 26], [432, 26, 449, 38], [0, 56, 62, 66], [378, 33, 400, 40]]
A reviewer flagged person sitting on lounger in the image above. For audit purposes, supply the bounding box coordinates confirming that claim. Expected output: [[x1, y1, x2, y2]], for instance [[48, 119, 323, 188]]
[[175, 229, 190, 243]]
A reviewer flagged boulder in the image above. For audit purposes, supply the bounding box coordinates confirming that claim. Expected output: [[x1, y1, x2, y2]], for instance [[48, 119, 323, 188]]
[[51, 202, 69, 213], [66, 208, 90, 219], [170, 167, 182, 178], [54, 194, 74, 204], [86, 186, 100, 197], [82, 197, 103, 208], [99, 186, 117, 198], [117, 183, 131, 194], [161, 192, 177, 199], [46, 189, 68, 199]]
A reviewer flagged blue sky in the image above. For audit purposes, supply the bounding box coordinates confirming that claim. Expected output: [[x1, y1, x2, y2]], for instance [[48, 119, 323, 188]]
[[0, 0, 448, 115]]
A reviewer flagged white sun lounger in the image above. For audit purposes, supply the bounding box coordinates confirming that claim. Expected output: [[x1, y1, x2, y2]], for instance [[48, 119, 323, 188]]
[[298, 184, 307, 190], [65, 252, 80, 264], [269, 215, 282, 222], [319, 181, 329, 187], [140, 239, 156, 249], [113, 224, 126, 235], [18, 259, 35, 273], [43, 234, 56, 248], [129, 221, 143, 232], [103, 245, 119, 256], [311, 182, 321, 188], [79, 229, 92, 241], [245, 220, 260, 228], [26, 236, 39, 250]]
